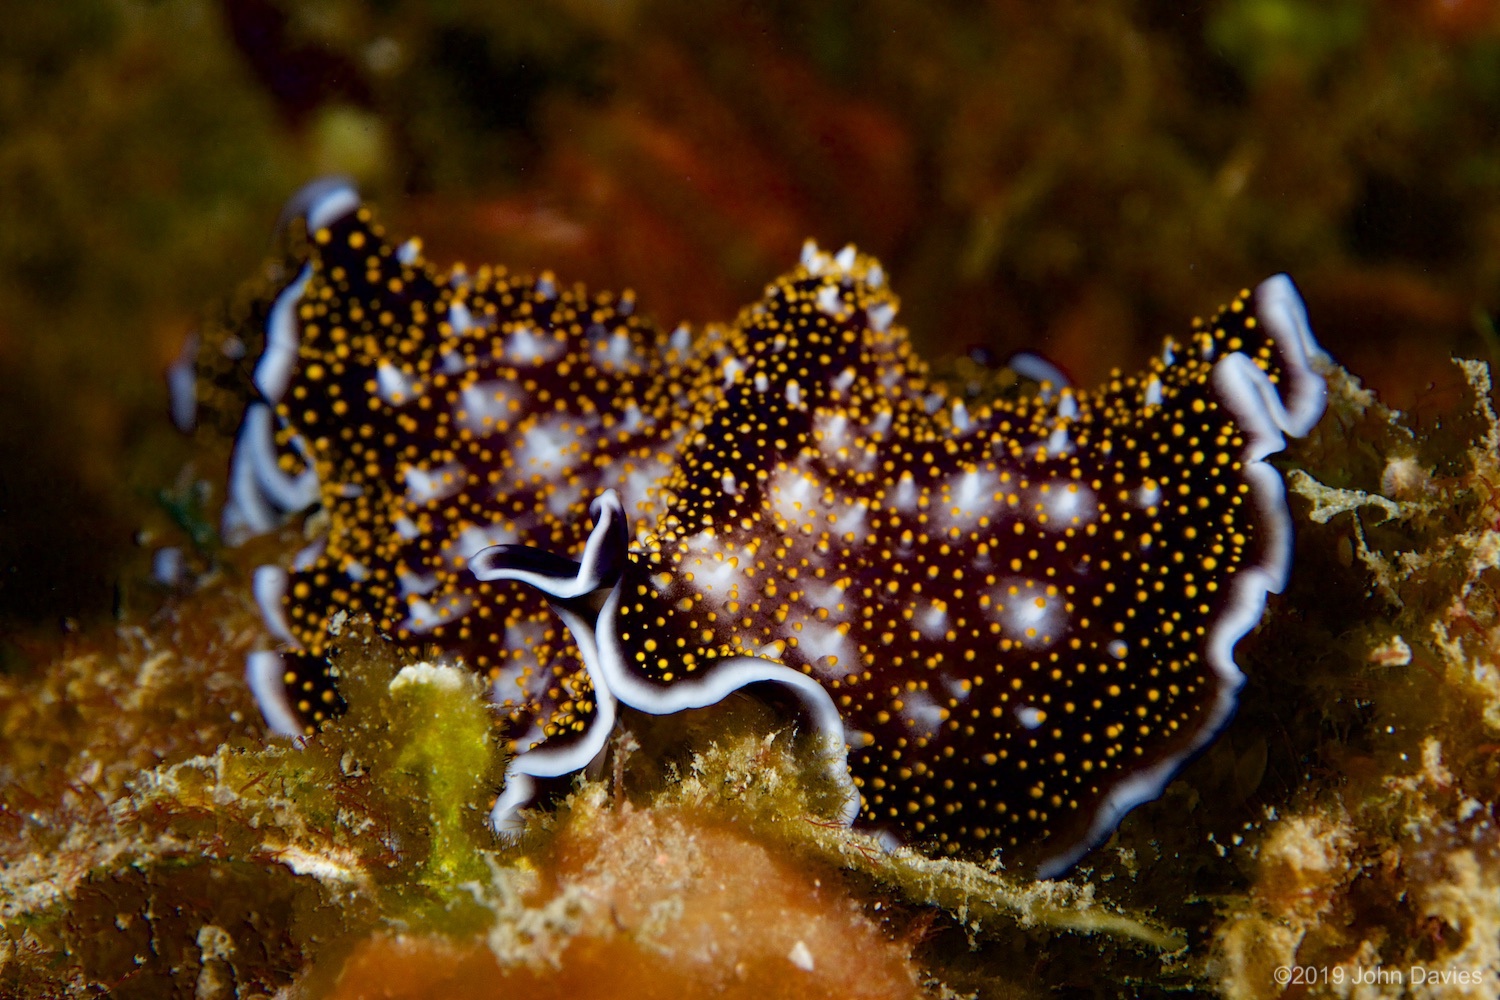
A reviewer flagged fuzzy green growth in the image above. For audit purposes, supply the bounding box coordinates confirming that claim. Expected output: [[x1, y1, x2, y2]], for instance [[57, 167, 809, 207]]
[[294, 628, 512, 924], [383, 663, 496, 885]]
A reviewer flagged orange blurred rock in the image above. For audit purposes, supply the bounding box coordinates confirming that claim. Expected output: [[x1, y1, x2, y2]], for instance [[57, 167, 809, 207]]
[[324, 801, 923, 1000]]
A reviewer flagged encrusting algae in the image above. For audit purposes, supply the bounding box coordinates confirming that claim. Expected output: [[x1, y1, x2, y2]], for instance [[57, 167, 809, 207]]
[[1207, 362, 1500, 999]]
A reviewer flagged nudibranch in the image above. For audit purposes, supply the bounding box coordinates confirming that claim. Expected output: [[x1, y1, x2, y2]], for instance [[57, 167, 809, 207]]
[[184, 180, 1327, 876]]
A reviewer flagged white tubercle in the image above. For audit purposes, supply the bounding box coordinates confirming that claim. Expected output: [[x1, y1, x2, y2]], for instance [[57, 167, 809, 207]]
[[1144, 375, 1164, 408], [951, 401, 972, 434], [816, 284, 842, 316], [449, 301, 475, 334], [1057, 391, 1079, 420], [867, 302, 895, 333], [376, 361, 420, 406], [403, 462, 466, 506]]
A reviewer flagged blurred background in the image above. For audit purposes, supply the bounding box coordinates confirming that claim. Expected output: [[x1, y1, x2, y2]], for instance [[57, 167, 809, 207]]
[[4, 0, 1500, 654]]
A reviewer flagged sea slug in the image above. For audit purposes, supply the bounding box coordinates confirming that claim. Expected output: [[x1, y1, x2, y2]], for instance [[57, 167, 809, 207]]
[[184, 181, 1327, 875]]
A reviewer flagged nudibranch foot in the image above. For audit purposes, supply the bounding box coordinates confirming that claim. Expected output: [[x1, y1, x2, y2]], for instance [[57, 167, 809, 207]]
[[204, 179, 1328, 876]]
